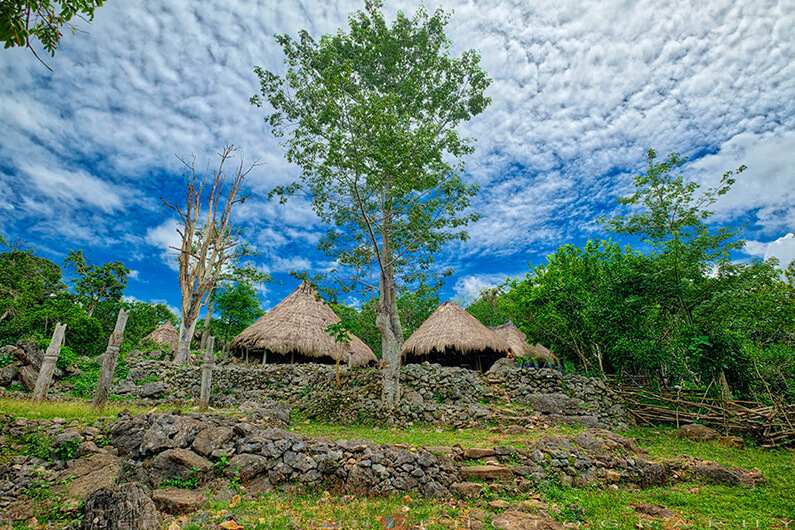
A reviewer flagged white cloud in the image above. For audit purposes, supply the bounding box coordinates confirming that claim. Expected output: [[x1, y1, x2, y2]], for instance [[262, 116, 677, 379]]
[[128, 269, 140, 280], [745, 233, 795, 269], [452, 273, 513, 306], [144, 219, 182, 270], [270, 255, 312, 273]]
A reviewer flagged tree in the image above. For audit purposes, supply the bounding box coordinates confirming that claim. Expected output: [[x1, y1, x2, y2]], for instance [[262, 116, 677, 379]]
[[0, 0, 105, 69], [213, 280, 263, 348], [253, 1, 491, 405], [64, 250, 129, 317], [165, 145, 254, 364]]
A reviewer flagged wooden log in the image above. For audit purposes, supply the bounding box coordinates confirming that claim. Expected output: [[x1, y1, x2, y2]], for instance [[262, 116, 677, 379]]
[[93, 309, 129, 408], [32, 323, 66, 402], [199, 335, 215, 411]]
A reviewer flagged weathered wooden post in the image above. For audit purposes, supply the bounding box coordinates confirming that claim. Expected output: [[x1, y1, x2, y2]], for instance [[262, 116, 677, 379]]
[[33, 323, 67, 402], [93, 308, 129, 408], [199, 335, 215, 411]]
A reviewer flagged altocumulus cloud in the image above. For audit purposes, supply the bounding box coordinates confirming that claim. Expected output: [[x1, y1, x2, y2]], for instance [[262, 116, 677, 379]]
[[0, 0, 793, 305]]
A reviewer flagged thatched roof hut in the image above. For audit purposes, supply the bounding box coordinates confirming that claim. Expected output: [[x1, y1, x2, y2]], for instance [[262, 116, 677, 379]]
[[143, 321, 179, 353], [231, 281, 376, 367], [401, 301, 511, 371], [492, 322, 558, 366]]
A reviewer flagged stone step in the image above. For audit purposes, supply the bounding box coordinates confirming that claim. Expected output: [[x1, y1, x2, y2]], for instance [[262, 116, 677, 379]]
[[460, 464, 515, 480]]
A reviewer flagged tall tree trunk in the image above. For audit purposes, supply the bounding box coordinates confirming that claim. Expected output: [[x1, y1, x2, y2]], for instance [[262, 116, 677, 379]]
[[200, 289, 215, 351], [376, 238, 403, 407], [175, 313, 198, 364]]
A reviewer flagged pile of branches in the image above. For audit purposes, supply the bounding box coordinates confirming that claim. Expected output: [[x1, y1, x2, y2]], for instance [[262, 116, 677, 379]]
[[616, 386, 795, 448]]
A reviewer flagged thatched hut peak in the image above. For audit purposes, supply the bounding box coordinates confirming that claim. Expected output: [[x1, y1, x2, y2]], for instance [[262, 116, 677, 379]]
[[401, 301, 511, 371], [143, 320, 179, 353], [492, 321, 558, 366], [231, 281, 376, 367]]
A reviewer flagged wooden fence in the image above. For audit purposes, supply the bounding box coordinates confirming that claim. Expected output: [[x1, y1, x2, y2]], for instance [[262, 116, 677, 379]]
[[615, 385, 795, 448]]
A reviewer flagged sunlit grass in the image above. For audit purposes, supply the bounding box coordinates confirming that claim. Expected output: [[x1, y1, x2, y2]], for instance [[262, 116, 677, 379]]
[[0, 396, 181, 421]]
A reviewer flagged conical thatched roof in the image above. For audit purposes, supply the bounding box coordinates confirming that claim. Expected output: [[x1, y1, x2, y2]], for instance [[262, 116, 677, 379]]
[[401, 302, 511, 359], [492, 322, 558, 364], [143, 321, 179, 352], [231, 281, 376, 367]]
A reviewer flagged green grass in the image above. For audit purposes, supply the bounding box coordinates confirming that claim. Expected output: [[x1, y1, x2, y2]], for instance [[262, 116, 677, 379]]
[[289, 419, 583, 448], [0, 397, 183, 421]]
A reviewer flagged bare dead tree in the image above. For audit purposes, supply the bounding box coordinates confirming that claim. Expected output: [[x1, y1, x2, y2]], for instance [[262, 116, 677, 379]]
[[165, 145, 257, 364]]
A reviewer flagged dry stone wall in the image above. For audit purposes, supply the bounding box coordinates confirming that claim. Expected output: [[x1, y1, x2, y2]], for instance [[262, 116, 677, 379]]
[[120, 357, 628, 429]]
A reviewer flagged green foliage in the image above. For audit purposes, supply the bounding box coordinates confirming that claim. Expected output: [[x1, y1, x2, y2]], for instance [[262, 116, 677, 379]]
[[0, 1, 106, 64], [211, 280, 263, 347], [64, 250, 129, 317], [21, 431, 52, 460], [331, 286, 439, 356], [465, 150, 793, 399], [54, 438, 80, 461], [325, 321, 353, 345], [160, 467, 200, 490]]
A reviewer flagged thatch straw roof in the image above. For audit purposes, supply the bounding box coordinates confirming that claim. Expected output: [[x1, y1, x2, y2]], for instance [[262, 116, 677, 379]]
[[492, 322, 558, 364], [401, 301, 511, 358], [231, 281, 376, 367], [143, 321, 179, 352]]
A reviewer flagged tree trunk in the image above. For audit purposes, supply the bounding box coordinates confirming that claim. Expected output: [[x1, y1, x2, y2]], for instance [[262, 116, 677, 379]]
[[33, 323, 66, 402], [93, 309, 129, 408], [199, 335, 215, 411], [377, 251, 403, 407], [175, 314, 198, 364], [200, 289, 215, 351]]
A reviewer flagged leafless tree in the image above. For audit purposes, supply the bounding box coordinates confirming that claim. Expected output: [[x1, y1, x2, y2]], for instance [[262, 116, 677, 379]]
[[165, 145, 257, 364]]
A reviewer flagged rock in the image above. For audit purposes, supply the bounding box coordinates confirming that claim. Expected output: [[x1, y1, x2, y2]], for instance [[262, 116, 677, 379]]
[[463, 447, 497, 459], [82, 482, 160, 530], [460, 464, 513, 480], [138, 382, 168, 398], [524, 393, 585, 415], [491, 510, 563, 530], [677, 424, 720, 442], [138, 415, 205, 455], [17, 365, 39, 390], [59, 452, 122, 500], [0, 363, 19, 386], [229, 453, 269, 482], [151, 488, 206, 514], [691, 462, 764, 487], [451, 481, 482, 498], [488, 499, 511, 509], [486, 357, 517, 378], [632, 503, 675, 518], [54, 429, 84, 449], [149, 448, 212, 484], [192, 426, 234, 457]]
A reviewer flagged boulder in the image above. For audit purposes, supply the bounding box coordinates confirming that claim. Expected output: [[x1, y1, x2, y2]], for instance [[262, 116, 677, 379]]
[[138, 382, 168, 399], [192, 426, 235, 457], [677, 424, 720, 442], [229, 453, 269, 482], [151, 487, 206, 514], [149, 448, 212, 484], [0, 363, 19, 386], [59, 452, 122, 500], [17, 365, 39, 391], [463, 447, 497, 459], [82, 482, 160, 530], [140, 415, 205, 454], [450, 481, 483, 498]]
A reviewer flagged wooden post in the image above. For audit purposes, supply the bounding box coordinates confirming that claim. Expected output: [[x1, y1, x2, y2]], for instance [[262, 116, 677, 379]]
[[199, 335, 215, 411], [261, 349, 267, 365], [33, 323, 66, 402], [93, 309, 129, 408]]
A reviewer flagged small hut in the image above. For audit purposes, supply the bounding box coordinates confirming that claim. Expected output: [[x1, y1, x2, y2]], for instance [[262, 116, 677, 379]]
[[492, 322, 558, 367], [401, 301, 511, 371], [143, 321, 179, 353], [231, 281, 376, 367]]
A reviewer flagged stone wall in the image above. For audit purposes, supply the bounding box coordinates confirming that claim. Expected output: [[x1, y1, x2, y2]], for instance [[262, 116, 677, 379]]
[[120, 358, 628, 429]]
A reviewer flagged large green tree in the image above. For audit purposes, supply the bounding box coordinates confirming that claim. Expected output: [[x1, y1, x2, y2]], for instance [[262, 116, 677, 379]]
[[211, 281, 263, 349], [64, 250, 129, 317], [0, 0, 105, 68], [253, 1, 491, 405]]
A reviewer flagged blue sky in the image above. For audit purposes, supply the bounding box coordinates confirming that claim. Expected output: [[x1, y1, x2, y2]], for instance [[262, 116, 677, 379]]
[[1, 0, 794, 314]]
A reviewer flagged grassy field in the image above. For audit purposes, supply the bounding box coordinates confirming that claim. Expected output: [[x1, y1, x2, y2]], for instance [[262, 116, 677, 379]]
[[1, 398, 793, 529]]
